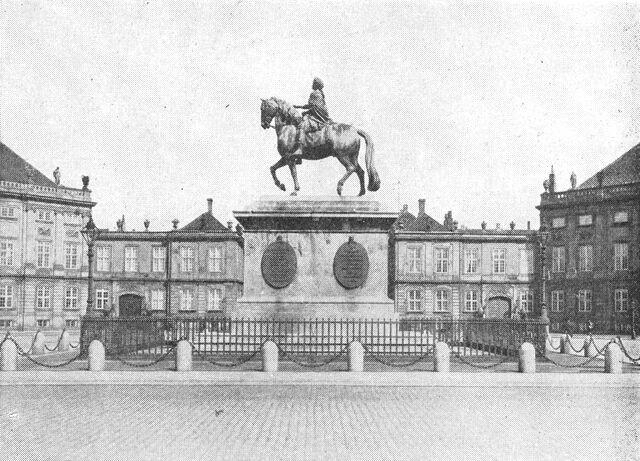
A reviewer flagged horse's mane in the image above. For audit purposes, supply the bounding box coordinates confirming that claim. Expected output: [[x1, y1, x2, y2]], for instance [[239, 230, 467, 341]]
[[269, 97, 302, 125]]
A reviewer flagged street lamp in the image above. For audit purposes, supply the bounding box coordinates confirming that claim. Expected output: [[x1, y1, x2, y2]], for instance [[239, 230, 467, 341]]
[[81, 215, 101, 317], [538, 224, 550, 329]]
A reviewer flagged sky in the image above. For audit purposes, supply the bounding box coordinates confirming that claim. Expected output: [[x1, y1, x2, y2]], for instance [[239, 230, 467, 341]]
[[1, 1, 639, 231]]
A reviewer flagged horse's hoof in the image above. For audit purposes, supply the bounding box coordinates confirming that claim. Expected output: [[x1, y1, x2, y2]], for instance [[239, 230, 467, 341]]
[[279, 184, 286, 191], [290, 192, 297, 196], [358, 191, 365, 196]]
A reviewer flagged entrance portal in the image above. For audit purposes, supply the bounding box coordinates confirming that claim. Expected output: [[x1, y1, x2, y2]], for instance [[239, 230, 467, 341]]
[[486, 296, 511, 318], [119, 294, 143, 317]]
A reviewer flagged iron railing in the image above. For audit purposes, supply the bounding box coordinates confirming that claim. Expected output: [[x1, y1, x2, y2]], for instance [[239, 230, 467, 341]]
[[81, 316, 548, 358]]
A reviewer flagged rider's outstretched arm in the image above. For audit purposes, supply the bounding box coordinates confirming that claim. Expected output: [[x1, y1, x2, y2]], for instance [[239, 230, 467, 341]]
[[294, 104, 310, 109]]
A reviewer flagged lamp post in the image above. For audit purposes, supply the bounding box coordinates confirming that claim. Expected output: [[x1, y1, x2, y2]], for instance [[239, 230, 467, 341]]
[[81, 215, 101, 317], [538, 225, 550, 330]]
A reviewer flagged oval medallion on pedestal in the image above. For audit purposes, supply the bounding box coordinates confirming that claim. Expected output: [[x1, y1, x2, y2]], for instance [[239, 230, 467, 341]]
[[261, 237, 297, 289], [333, 237, 369, 289]]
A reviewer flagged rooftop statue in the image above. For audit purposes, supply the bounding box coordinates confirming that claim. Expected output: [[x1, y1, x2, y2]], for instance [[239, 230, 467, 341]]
[[261, 78, 380, 196]]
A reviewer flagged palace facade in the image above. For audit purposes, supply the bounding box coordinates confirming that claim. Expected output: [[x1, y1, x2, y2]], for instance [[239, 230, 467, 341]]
[[0, 143, 95, 330], [392, 200, 538, 318], [537, 143, 640, 334], [93, 199, 243, 318]]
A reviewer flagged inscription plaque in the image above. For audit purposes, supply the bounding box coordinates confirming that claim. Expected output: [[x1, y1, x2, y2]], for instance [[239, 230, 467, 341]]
[[261, 236, 297, 289], [333, 237, 369, 289]]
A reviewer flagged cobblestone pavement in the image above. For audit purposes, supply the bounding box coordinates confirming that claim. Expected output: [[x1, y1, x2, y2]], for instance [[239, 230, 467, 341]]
[[1, 383, 638, 460]]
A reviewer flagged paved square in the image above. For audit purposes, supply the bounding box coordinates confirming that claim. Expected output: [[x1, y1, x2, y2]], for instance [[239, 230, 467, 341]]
[[1, 382, 637, 460]]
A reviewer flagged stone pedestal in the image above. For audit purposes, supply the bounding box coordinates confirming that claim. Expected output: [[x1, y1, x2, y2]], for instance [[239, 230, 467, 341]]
[[234, 196, 397, 319]]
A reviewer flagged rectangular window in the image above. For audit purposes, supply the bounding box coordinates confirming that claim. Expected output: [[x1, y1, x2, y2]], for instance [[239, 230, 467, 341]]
[[464, 290, 478, 312], [578, 245, 593, 272], [613, 211, 629, 223], [492, 249, 506, 274], [615, 289, 629, 312], [64, 287, 79, 310], [435, 248, 449, 274], [180, 289, 194, 311], [519, 249, 533, 275], [150, 289, 165, 311], [552, 247, 566, 273], [36, 319, 50, 328], [578, 215, 593, 226], [181, 247, 194, 273], [96, 289, 109, 310], [0, 285, 13, 309], [0, 240, 14, 266], [208, 247, 224, 273], [96, 246, 111, 272], [37, 241, 51, 268], [36, 286, 51, 309], [520, 290, 533, 313], [208, 287, 224, 311], [0, 320, 15, 328], [407, 290, 422, 312], [614, 243, 629, 271], [578, 290, 592, 312], [435, 289, 449, 312], [551, 290, 564, 312], [65, 319, 79, 328], [124, 247, 138, 272], [152, 247, 166, 272], [552, 217, 566, 228], [64, 243, 79, 269], [37, 210, 52, 221], [464, 248, 479, 274], [0, 206, 16, 218], [407, 246, 423, 274]]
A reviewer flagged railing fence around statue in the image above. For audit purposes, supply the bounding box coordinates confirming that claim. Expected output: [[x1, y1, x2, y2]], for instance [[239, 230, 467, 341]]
[[80, 317, 547, 358]]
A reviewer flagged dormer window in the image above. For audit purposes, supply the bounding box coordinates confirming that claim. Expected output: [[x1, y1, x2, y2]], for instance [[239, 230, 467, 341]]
[[0, 206, 15, 218], [578, 215, 593, 226], [37, 210, 52, 222]]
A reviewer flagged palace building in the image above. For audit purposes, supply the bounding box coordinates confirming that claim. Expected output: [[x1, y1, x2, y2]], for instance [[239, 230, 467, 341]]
[[93, 199, 243, 318], [0, 142, 95, 330], [537, 143, 640, 334], [392, 200, 539, 319]]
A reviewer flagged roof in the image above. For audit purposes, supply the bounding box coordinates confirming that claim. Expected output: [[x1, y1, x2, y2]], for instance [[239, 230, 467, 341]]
[[180, 211, 232, 233], [578, 142, 640, 189], [403, 212, 447, 232], [392, 207, 416, 230], [0, 142, 57, 187]]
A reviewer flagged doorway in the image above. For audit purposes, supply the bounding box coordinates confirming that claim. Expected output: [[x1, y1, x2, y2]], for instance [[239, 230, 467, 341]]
[[486, 296, 511, 318], [119, 294, 143, 317]]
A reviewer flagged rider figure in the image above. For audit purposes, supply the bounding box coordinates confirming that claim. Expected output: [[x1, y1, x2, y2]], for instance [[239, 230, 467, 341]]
[[295, 77, 330, 132]]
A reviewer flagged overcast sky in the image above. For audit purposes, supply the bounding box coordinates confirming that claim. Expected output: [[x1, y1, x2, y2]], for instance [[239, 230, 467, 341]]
[[1, 1, 638, 231]]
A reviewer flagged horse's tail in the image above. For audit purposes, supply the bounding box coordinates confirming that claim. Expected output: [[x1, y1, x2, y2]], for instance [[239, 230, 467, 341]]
[[357, 129, 380, 192]]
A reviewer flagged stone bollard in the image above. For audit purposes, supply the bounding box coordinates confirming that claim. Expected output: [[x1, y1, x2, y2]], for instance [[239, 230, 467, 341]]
[[262, 341, 278, 372], [88, 340, 105, 371], [434, 341, 450, 373], [544, 336, 553, 356], [31, 330, 46, 356], [1, 337, 18, 371], [518, 342, 536, 373], [348, 341, 364, 372], [175, 340, 192, 372], [604, 342, 622, 374], [58, 330, 70, 352], [561, 335, 570, 354], [584, 337, 598, 358]]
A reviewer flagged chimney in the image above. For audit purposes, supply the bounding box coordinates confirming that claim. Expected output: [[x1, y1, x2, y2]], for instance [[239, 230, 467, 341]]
[[418, 199, 425, 215], [207, 198, 213, 214], [172, 218, 179, 230], [596, 171, 604, 188], [510, 221, 516, 230], [402, 204, 408, 213], [496, 223, 501, 230], [481, 221, 487, 230], [527, 221, 531, 230], [144, 219, 150, 231], [227, 220, 233, 230]]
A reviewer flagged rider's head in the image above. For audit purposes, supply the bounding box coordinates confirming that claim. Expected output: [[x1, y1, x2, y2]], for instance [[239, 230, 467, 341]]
[[312, 77, 324, 90]]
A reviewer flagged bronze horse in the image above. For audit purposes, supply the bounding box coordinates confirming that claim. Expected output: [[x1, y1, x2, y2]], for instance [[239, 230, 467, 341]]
[[260, 97, 380, 196]]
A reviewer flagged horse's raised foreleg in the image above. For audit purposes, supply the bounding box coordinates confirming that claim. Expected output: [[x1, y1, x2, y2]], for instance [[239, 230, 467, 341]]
[[288, 160, 300, 196], [270, 157, 288, 191], [336, 156, 356, 197]]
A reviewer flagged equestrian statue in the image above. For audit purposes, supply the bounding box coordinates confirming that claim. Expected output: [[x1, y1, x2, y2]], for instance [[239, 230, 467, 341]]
[[261, 77, 380, 196]]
